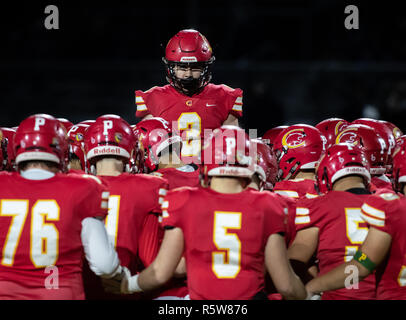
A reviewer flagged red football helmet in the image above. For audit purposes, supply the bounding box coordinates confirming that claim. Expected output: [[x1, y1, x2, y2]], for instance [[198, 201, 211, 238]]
[[0, 127, 16, 171], [84, 115, 135, 173], [78, 119, 95, 126], [201, 126, 254, 184], [251, 138, 279, 190], [315, 117, 349, 148], [162, 29, 215, 96], [335, 124, 387, 175], [262, 126, 288, 149], [316, 143, 371, 194], [391, 142, 406, 193], [352, 118, 396, 171], [380, 120, 403, 140], [273, 124, 326, 180], [132, 117, 182, 173], [67, 124, 90, 171], [57, 118, 74, 134], [13, 114, 68, 171]]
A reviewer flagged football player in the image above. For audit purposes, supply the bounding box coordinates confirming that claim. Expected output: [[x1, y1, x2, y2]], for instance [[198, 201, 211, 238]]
[[272, 124, 325, 200], [135, 29, 243, 163], [82, 114, 168, 299], [288, 143, 376, 300], [262, 125, 288, 150], [110, 126, 306, 300], [133, 117, 200, 189], [0, 114, 125, 299], [67, 123, 90, 173], [305, 141, 406, 299]]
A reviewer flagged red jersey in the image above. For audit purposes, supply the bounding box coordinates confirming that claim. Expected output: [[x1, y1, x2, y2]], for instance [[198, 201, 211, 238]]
[[0, 171, 109, 300], [295, 189, 376, 300], [161, 186, 285, 300], [151, 166, 200, 190], [83, 173, 168, 300], [273, 179, 319, 200], [370, 175, 393, 193], [135, 84, 243, 161], [361, 192, 406, 299]]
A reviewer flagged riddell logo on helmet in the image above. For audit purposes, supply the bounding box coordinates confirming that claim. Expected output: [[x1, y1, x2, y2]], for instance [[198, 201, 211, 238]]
[[180, 57, 198, 62], [93, 147, 122, 155]]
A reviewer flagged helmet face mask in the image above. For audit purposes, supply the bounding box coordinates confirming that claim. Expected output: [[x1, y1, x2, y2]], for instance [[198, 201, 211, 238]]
[[163, 29, 215, 96]]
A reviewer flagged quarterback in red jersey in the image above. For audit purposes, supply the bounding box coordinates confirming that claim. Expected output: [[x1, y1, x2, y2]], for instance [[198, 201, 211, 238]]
[[83, 115, 168, 299], [109, 126, 306, 300], [133, 117, 200, 190], [288, 143, 376, 300], [135, 29, 243, 162], [0, 114, 124, 300], [306, 142, 406, 299]]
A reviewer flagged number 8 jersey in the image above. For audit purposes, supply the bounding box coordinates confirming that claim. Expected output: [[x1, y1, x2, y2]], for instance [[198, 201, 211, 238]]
[[135, 84, 243, 162], [161, 186, 286, 300]]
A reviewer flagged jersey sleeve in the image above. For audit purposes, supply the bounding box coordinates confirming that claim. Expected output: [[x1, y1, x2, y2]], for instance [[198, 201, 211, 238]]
[[145, 176, 169, 214], [263, 194, 287, 240], [360, 192, 400, 235], [161, 188, 189, 229], [294, 197, 322, 232], [227, 87, 243, 119], [75, 175, 110, 221], [135, 88, 158, 118]]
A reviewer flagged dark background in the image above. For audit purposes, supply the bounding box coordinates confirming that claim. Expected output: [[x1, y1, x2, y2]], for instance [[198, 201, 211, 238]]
[[1, 0, 406, 136]]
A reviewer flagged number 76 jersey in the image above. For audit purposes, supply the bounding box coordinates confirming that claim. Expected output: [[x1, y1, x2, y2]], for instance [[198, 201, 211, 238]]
[[161, 186, 286, 300]]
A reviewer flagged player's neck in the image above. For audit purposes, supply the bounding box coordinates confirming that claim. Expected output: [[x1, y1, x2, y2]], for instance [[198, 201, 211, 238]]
[[210, 177, 247, 194], [95, 158, 123, 176], [294, 170, 315, 180], [247, 174, 261, 191], [332, 176, 365, 191]]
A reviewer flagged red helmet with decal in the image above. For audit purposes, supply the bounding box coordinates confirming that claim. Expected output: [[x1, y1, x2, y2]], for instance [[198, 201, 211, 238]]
[[392, 141, 406, 193], [262, 126, 288, 149], [0, 127, 16, 171], [163, 29, 215, 96], [251, 138, 279, 190], [352, 118, 396, 171], [201, 125, 254, 183], [14, 114, 69, 171], [380, 120, 403, 140], [132, 117, 182, 173], [67, 124, 90, 171], [315, 118, 349, 148], [84, 115, 135, 172], [335, 124, 387, 175], [273, 124, 326, 180], [316, 143, 371, 194]]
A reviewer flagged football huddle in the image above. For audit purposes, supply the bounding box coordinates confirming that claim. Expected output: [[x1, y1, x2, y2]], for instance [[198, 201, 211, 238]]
[[0, 29, 405, 301]]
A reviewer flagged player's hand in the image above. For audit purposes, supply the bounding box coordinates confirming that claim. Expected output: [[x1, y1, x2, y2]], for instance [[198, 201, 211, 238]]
[[121, 271, 142, 294], [102, 266, 129, 294]]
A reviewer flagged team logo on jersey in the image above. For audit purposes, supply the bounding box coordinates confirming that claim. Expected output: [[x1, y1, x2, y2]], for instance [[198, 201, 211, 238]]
[[186, 99, 193, 107], [115, 132, 123, 143], [336, 129, 358, 145], [282, 129, 306, 149]]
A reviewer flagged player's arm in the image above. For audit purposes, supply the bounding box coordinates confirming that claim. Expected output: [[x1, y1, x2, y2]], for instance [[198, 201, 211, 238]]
[[265, 233, 307, 300], [222, 114, 239, 127], [306, 227, 392, 296], [81, 216, 123, 278], [287, 227, 319, 283], [121, 227, 185, 293]]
